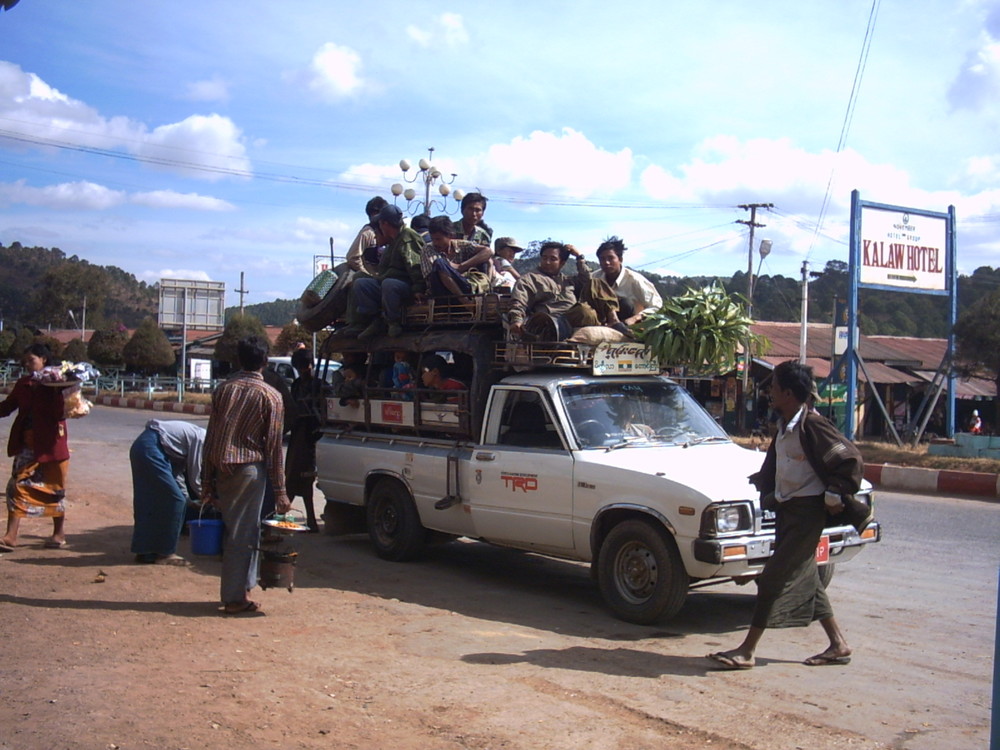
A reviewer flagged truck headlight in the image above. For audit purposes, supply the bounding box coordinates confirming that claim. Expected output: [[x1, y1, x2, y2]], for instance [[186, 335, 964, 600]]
[[701, 503, 752, 536]]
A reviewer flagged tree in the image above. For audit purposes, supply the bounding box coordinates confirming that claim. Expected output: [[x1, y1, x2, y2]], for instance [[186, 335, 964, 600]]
[[9, 327, 35, 358], [274, 322, 311, 355], [62, 338, 89, 362], [88, 324, 130, 366], [123, 318, 176, 374], [214, 313, 268, 368], [953, 289, 1000, 432]]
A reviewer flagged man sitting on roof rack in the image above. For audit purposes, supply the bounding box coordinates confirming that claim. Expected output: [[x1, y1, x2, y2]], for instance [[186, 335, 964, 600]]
[[342, 204, 426, 341], [420, 215, 494, 308], [507, 241, 626, 341], [591, 236, 662, 326]]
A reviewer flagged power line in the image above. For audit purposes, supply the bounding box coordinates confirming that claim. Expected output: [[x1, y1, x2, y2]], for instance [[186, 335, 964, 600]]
[[805, 0, 881, 262]]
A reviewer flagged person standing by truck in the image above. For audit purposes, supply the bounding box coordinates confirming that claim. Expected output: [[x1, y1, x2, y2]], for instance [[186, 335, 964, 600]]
[[285, 348, 331, 532], [707, 360, 862, 670], [202, 336, 291, 615]]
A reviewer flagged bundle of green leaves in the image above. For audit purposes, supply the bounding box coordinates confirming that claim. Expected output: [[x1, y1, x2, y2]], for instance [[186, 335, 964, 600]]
[[631, 283, 766, 374]]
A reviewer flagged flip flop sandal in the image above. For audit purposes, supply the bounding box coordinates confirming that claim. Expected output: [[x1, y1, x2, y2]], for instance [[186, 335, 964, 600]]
[[43, 540, 67, 549], [707, 652, 755, 670], [223, 600, 264, 616]]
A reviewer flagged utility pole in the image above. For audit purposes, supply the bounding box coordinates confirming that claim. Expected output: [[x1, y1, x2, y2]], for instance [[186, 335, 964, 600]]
[[234, 272, 249, 315], [799, 261, 809, 364], [736, 202, 773, 432]]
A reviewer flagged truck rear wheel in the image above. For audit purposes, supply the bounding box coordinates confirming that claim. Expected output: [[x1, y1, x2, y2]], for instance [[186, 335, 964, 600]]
[[366, 479, 425, 561], [597, 519, 688, 624]]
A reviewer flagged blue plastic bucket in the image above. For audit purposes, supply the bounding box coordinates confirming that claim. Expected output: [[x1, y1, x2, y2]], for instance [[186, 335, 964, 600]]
[[188, 518, 224, 555]]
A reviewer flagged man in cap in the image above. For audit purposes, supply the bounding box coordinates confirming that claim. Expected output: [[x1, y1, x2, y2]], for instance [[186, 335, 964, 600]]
[[591, 236, 662, 325], [493, 236, 522, 290], [344, 204, 426, 340]]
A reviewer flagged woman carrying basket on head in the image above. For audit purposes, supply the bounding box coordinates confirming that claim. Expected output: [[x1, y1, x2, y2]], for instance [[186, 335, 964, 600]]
[[0, 343, 72, 552]]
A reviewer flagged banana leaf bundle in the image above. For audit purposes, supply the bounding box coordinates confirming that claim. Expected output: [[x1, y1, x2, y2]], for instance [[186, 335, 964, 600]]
[[631, 283, 766, 374]]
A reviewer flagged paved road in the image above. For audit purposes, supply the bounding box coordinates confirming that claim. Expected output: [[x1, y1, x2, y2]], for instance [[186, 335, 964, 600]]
[[36, 407, 1000, 747]]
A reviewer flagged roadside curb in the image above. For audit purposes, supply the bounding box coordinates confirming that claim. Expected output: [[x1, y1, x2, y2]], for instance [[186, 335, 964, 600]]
[[93, 394, 210, 415], [865, 463, 1000, 499]]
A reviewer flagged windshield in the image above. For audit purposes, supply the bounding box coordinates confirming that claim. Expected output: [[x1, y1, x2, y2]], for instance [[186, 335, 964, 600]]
[[560, 379, 729, 448]]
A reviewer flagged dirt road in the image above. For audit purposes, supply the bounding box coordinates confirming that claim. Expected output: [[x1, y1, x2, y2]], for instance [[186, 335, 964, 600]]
[[0, 409, 992, 749]]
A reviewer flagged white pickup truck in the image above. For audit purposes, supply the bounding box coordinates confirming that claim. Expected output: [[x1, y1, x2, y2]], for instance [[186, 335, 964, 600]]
[[315, 328, 880, 624]]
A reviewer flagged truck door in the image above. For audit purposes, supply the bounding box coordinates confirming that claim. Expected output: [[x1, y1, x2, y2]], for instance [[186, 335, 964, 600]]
[[465, 387, 575, 553]]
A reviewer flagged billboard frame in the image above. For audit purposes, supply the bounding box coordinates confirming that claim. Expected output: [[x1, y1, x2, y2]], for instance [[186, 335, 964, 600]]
[[846, 190, 957, 440]]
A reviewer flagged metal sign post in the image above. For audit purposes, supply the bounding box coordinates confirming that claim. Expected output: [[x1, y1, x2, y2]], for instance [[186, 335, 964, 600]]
[[846, 190, 956, 440]]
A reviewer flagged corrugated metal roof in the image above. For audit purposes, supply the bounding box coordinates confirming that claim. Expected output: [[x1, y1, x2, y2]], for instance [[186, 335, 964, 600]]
[[911, 371, 997, 399], [759, 355, 918, 384], [751, 322, 947, 369]]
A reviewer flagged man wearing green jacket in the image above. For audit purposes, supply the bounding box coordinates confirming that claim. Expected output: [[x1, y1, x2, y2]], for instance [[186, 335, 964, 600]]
[[344, 204, 426, 340]]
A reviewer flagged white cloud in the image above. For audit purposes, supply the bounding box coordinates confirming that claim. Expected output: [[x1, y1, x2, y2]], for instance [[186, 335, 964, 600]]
[[142, 269, 213, 284], [407, 13, 469, 48], [473, 129, 634, 199], [184, 76, 230, 103], [0, 62, 250, 180], [948, 33, 1000, 111], [292, 42, 365, 100], [0, 179, 125, 210], [138, 114, 250, 180], [0, 179, 234, 212], [129, 190, 236, 211], [406, 25, 431, 47]]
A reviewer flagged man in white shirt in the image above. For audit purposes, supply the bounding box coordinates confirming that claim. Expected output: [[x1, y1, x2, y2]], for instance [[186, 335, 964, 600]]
[[591, 237, 662, 325]]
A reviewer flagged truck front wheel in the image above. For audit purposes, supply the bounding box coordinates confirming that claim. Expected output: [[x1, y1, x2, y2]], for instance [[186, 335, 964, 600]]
[[597, 519, 688, 624], [366, 479, 425, 561]]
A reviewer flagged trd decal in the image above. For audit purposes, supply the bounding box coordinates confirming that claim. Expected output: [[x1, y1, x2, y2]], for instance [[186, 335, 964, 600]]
[[501, 473, 538, 492]]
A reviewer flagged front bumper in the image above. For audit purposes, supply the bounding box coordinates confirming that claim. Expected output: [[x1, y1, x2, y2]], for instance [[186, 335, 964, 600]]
[[692, 521, 882, 567]]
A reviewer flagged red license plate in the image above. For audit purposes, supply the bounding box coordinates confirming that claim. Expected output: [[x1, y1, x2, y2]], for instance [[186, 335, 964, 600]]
[[815, 536, 830, 564]]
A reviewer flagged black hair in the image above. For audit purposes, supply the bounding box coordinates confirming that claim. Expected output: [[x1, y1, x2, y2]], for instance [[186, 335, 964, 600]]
[[539, 240, 570, 264], [24, 342, 52, 365], [237, 336, 269, 371], [420, 353, 448, 373], [365, 196, 388, 219], [596, 236, 626, 260], [772, 360, 815, 404], [291, 347, 313, 371], [460, 192, 487, 211], [410, 214, 431, 234], [427, 215, 456, 237]]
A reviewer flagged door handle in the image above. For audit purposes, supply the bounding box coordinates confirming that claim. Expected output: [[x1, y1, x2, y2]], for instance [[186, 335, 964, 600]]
[[475, 452, 496, 461]]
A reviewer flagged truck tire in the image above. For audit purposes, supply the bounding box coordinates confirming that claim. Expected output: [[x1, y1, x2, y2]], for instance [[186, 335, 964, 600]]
[[597, 518, 688, 625], [366, 479, 426, 561], [818, 563, 835, 589]]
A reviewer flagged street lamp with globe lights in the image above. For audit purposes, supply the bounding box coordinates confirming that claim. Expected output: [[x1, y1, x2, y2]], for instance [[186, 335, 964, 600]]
[[390, 147, 464, 217]]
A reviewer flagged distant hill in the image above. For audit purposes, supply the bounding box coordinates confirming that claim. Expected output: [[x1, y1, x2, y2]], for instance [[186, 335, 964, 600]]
[[0, 242, 157, 331]]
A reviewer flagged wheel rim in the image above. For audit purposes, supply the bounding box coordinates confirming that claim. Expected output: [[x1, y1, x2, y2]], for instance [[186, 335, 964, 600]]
[[613, 541, 657, 604], [374, 498, 399, 543]]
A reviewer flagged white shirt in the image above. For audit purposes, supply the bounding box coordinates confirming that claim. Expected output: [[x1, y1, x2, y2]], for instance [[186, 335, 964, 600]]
[[591, 266, 662, 315], [774, 405, 826, 502]]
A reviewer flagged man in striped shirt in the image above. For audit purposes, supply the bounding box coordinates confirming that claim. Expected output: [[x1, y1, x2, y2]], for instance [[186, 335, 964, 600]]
[[202, 336, 290, 616]]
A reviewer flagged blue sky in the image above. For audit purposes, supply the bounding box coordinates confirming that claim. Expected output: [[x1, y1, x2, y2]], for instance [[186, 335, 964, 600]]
[[0, 1, 998, 308]]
